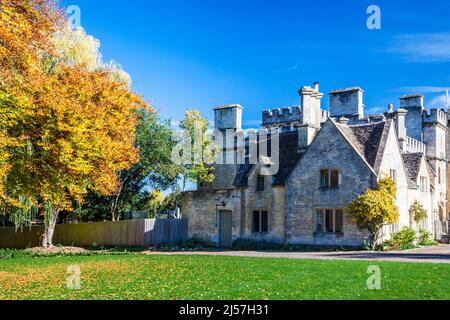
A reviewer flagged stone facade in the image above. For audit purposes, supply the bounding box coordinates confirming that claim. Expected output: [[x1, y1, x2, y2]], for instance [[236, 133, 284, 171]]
[[285, 121, 375, 246], [181, 83, 449, 247]]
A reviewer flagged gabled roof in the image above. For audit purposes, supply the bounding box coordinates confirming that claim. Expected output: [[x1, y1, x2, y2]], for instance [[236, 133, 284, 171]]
[[235, 118, 399, 189], [334, 120, 390, 172], [233, 130, 304, 187], [402, 153, 423, 188]]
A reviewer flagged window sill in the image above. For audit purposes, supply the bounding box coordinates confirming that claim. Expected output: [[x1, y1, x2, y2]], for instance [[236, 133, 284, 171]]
[[314, 232, 344, 237]]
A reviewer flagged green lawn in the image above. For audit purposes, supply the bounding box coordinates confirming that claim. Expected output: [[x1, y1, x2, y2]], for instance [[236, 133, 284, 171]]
[[0, 254, 449, 300]]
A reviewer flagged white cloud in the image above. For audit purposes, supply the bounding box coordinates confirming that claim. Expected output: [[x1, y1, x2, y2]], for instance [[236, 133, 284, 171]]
[[367, 106, 388, 114], [428, 94, 449, 109], [389, 33, 450, 63], [394, 86, 448, 93]]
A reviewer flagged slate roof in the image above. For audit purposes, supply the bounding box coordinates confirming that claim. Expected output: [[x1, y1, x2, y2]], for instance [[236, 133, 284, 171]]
[[402, 153, 423, 187], [334, 121, 389, 170], [234, 119, 396, 188], [234, 164, 254, 188], [233, 131, 304, 187]]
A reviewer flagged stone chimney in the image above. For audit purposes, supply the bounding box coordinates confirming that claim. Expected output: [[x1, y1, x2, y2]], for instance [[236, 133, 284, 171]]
[[214, 104, 243, 131], [211, 104, 243, 191], [395, 108, 408, 150], [329, 87, 364, 119], [400, 94, 424, 109], [299, 82, 323, 129]]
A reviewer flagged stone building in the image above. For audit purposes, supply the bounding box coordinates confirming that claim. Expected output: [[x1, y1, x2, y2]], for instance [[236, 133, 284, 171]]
[[181, 83, 449, 247]]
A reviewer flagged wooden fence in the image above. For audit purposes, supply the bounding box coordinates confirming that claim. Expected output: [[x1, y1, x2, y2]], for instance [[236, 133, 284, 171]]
[[0, 218, 188, 249]]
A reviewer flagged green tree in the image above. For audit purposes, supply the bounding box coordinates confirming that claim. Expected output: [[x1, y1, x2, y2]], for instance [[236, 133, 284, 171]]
[[348, 178, 399, 250], [176, 110, 218, 191], [409, 201, 428, 228], [146, 190, 165, 218]]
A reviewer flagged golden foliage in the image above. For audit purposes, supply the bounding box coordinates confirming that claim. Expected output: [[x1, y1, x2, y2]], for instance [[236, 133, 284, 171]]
[[348, 178, 399, 249], [0, 0, 150, 210]]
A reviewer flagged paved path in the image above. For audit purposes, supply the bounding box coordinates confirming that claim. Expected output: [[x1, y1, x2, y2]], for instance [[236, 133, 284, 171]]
[[145, 245, 450, 264]]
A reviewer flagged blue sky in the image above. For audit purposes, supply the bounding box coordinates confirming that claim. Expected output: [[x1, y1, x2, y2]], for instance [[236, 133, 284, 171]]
[[64, 0, 450, 128]]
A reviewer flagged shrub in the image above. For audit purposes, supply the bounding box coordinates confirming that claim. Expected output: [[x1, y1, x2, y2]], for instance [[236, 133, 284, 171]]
[[409, 201, 428, 226], [0, 249, 27, 260], [348, 178, 399, 250], [417, 229, 437, 246], [384, 227, 417, 250]]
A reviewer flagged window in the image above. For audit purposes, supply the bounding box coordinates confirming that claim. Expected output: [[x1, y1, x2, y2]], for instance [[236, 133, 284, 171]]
[[438, 168, 442, 185], [420, 177, 428, 193], [315, 210, 324, 232], [320, 170, 329, 188], [335, 209, 344, 233], [390, 170, 397, 183], [256, 175, 265, 192], [253, 211, 268, 233], [320, 169, 340, 189], [315, 209, 344, 234], [325, 209, 334, 232], [330, 170, 339, 188]]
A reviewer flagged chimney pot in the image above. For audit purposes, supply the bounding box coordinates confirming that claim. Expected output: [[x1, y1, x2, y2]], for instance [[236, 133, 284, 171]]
[[338, 117, 350, 126], [314, 82, 320, 91], [388, 104, 394, 113]]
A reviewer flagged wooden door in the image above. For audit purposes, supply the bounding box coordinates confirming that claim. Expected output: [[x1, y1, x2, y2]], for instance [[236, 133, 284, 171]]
[[219, 211, 233, 248]]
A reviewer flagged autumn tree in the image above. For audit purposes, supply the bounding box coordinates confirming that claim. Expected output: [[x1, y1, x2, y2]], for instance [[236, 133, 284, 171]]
[[1, 1, 149, 247], [0, 0, 63, 204], [348, 178, 399, 250]]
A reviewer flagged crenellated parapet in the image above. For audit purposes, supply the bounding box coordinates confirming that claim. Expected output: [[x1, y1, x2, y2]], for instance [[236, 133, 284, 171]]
[[262, 106, 302, 127], [423, 109, 448, 128], [404, 136, 427, 155]]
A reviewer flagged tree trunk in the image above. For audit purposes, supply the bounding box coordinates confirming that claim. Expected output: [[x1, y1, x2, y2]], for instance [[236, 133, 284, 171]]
[[370, 227, 383, 251], [42, 206, 59, 248]]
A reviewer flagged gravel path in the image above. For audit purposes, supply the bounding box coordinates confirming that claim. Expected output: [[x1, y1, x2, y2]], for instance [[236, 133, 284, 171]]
[[145, 245, 450, 264]]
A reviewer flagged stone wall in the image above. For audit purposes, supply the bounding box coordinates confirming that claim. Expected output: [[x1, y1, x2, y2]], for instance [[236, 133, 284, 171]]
[[285, 121, 374, 246], [181, 189, 241, 244], [377, 123, 410, 237], [407, 158, 433, 233], [181, 163, 287, 245], [240, 165, 286, 243]]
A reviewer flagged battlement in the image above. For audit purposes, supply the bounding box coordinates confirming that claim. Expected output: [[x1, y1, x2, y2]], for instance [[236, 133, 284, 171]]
[[321, 110, 330, 123], [262, 106, 302, 127], [424, 109, 448, 127], [404, 136, 427, 155]]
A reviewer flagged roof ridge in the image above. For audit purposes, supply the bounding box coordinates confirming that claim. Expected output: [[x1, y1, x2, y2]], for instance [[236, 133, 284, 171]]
[[331, 119, 378, 176]]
